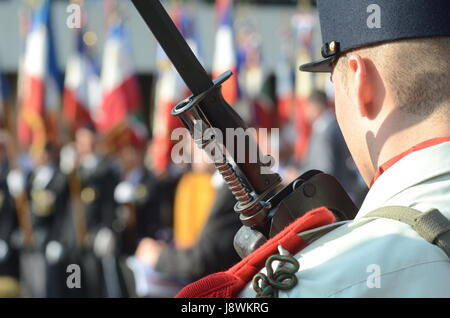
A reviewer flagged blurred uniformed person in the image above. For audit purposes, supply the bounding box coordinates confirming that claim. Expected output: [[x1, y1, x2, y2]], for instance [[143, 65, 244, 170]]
[[113, 140, 164, 297], [237, 0, 450, 297], [75, 125, 120, 235], [114, 142, 162, 256], [74, 125, 121, 297], [0, 131, 20, 297], [21, 143, 71, 297]]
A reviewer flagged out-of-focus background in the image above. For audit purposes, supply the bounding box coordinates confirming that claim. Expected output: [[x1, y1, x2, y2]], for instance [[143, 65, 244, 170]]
[[0, 0, 368, 298]]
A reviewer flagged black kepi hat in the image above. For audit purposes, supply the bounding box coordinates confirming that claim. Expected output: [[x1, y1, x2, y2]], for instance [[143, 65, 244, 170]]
[[300, 0, 450, 73]]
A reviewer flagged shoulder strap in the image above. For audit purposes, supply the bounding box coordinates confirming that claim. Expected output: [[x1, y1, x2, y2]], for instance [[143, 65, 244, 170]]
[[364, 206, 450, 258]]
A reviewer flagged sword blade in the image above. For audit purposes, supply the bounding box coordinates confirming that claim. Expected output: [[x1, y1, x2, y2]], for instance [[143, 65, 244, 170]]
[[131, 0, 213, 95]]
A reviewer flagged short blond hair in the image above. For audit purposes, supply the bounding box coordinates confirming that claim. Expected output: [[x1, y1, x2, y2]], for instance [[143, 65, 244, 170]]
[[335, 36, 450, 117]]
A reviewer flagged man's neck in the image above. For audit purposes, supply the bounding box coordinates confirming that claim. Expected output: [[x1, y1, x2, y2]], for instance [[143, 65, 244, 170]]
[[369, 112, 450, 181]]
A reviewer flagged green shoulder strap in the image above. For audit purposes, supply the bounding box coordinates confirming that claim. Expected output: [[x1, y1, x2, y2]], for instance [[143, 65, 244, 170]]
[[364, 206, 450, 258]]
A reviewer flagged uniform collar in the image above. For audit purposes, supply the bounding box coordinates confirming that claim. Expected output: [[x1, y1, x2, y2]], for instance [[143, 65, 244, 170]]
[[357, 140, 450, 219], [370, 137, 450, 187]]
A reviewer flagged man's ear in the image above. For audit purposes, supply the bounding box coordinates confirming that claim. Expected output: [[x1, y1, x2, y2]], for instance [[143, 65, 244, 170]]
[[347, 54, 376, 119]]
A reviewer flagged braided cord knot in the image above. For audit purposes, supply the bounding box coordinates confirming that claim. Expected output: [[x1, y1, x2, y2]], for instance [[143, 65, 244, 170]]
[[252, 254, 300, 298]]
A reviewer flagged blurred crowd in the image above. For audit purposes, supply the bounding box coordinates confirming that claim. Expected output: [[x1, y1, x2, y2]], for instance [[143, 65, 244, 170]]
[[0, 0, 368, 298], [0, 88, 367, 298]]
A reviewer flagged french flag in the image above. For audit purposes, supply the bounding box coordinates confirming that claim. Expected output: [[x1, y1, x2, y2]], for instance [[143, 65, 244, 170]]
[[213, 0, 238, 106], [18, 0, 62, 151], [63, 29, 101, 131], [96, 22, 141, 134], [151, 6, 200, 175]]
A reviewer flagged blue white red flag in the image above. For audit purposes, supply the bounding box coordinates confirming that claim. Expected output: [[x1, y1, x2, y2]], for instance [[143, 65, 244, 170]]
[[18, 0, 62, 154], [97, 22, 142, 135], [63, 28, 101, 130]]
